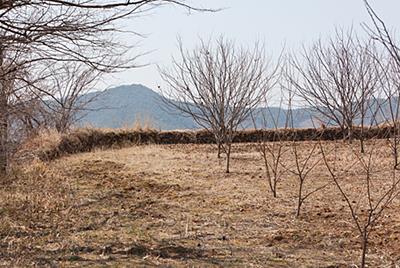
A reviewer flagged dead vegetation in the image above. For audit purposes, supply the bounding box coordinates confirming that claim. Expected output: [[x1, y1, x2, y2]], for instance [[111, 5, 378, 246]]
[[14, 126, 400, 165], [1, 141, 400, 267]]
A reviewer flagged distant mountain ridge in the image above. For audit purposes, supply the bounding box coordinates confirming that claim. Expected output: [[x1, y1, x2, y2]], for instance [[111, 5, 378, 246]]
[[79, 84, 198, 130], [76, 84, 324, 130]]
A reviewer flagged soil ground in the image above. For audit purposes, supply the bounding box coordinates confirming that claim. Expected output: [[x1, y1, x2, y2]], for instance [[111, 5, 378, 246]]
[[1, 141, 399, 267]]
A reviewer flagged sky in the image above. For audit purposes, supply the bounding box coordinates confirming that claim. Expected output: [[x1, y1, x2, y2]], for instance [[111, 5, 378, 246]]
[[102, 0, 400, 91]]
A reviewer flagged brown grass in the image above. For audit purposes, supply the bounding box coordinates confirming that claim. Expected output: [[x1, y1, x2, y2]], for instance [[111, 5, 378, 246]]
[[1, 140, 400, 267]]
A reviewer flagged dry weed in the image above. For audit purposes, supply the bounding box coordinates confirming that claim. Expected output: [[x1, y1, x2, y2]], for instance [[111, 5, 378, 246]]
[[1, 141, 399, 267]]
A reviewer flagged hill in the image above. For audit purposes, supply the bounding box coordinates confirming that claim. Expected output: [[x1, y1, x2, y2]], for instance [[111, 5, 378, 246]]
[[77, 84, 315, 130], [78, 84, 198, 130]]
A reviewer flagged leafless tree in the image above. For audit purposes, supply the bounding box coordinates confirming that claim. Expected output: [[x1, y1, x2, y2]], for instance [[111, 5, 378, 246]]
[[372, 56, 400, 169], [257, 112, 287, 198], [364, 0, 400, 67], [160, 37, 279, 173], [0, 49, 37, 174], [0, 51, 14, 175], [320, 140, 400, 268], [280, 138, 327, 218], [33, 62, 103, 133], [364, 0, 400, 168], [287, 29, 380, 146], [253, 87, 293, 198], [0, 0, 212, 176]]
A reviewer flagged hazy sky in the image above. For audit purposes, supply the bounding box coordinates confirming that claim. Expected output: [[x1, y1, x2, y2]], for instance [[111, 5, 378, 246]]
[[103, 0, 400, 90]]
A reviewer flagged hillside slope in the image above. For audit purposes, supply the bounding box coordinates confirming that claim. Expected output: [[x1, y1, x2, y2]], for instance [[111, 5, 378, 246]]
[[79, 84, 198, 130], [77, 84, 315, 130]]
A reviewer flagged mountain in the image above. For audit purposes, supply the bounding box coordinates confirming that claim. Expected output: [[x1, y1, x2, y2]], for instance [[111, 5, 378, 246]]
[[76, 84, 317, 130], [78, 84, 198, 130]]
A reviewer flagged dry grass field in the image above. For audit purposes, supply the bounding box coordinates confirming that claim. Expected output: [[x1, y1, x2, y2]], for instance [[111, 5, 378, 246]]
[[1, 140, 400, 267]]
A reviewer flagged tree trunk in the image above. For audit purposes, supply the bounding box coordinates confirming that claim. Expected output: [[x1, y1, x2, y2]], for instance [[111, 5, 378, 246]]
[[0, 46, 8, 177], [360, 138, 365, 154], [225, 143, 231, 173], [393, 138, 398, 169], [272, 180, 277, 198], [360, 122, 365, 154], [347, 124, 353, 143], [360, 232, 368, 268], [296, 181, 303, 218], [394, 128, 399, 170], [0, 93, 8, 177]]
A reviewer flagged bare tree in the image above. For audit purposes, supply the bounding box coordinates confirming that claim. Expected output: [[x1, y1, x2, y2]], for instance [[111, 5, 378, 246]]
[[257, 113, 287, 198], [256, 76, 329, 214], [364, 0, 400, 67], [320, 140, 400, 268], [253, 87, 293, 198], [288, 29, 380, 145], [281, 139, 327, 217], [357, 43, 382, 154], [0, 0, 211, 176], [0, 48, 33, 175], [364, 0, 400, 168], [372, 56, 400, 169], [33, 62, 103, 133], [160, 37, 279, 173], [0, 50, 14, 175]]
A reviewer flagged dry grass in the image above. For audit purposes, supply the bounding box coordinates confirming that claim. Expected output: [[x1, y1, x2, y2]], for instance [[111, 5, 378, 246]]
[[1, 141, 400, 267], [15, 126, 397, 165], [13, 129, 62, 163]]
